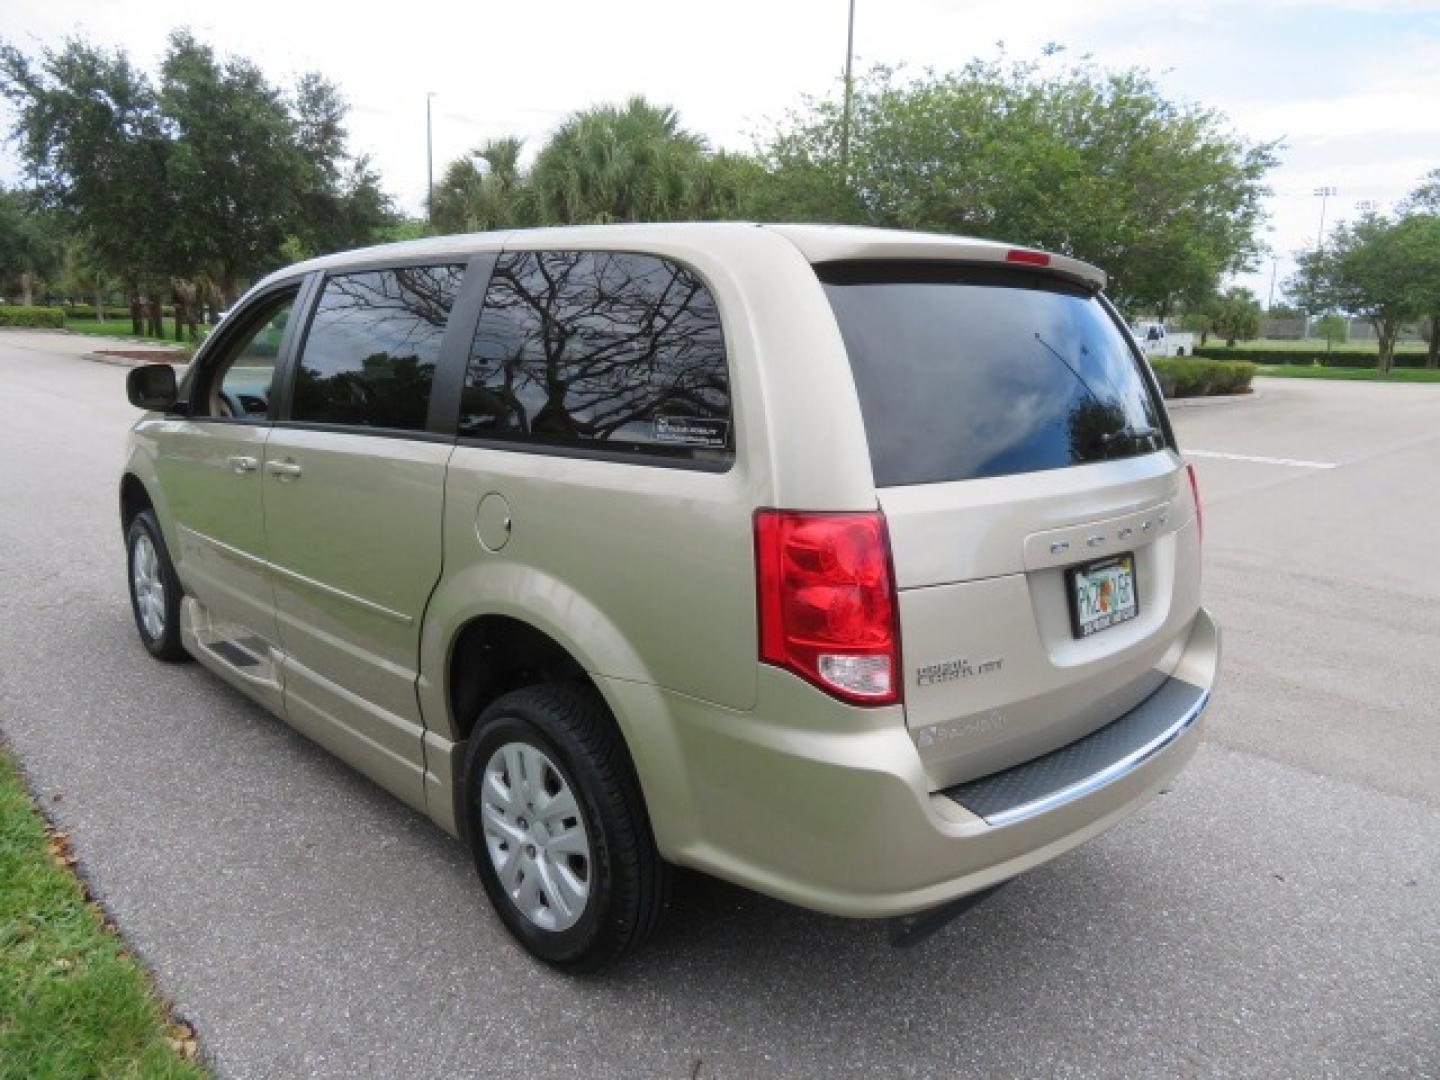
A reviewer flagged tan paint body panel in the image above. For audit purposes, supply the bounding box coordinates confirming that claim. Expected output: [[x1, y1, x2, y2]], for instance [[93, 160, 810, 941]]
[[125, 222, 1217, 918], [902, 522, 1201, 787], [881, 450, 1202, 787], [880, 453, 1184, 588], [593, 608, 1216, 917], [144, 419, 279, 643], [431, 448, 758, 712], [261, 428, 451, 810]]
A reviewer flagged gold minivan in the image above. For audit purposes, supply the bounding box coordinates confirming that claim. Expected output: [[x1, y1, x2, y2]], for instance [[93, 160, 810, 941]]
[[121, 224, 1219, 970]]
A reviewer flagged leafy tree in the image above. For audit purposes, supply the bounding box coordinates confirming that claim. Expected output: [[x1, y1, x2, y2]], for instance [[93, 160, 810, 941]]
[[58, 231, 119, 317], [0, 38, 169, 293], [290, 72, 394, 255], [160, 31, 306, 299], [1178, 289, 1219, 346], [1401, 170, 1440, 368], [1210, 286, 1261, 347], [1266, 302, 1303, 319], [3, 31, 395, 308], [1406, 168, 1440, 216], [375, 217, 432, 243], [1290, 212, 1440, 372], [0, 186, 63, 303], [1313, 312, 1348, 352], [752, 57, 1278, 318]]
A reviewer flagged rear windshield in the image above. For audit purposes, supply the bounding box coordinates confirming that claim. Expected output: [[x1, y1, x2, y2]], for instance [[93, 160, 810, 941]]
[[820, 263, 1167, 487]]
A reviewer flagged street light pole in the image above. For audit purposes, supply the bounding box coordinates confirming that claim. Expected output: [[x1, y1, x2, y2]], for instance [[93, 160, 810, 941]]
[[840, 0, 856, 177], [426, 92, 437, 222]]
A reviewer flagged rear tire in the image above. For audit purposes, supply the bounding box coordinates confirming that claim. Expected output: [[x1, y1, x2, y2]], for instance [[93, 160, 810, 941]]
[[126, 510, 188, 662], [463, 683, 670, 972]]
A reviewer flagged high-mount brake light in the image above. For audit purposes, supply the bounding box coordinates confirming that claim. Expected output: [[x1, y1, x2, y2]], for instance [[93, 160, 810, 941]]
[[754, 510, 901, 706], [1006, 248, 1051, 266]]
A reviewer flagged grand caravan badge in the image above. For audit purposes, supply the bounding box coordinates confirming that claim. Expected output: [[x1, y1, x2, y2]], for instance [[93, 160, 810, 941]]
[[915, 656, 1003, 687]]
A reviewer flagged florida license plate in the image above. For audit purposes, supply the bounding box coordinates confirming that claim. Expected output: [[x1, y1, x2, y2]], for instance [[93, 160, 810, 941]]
[[1067, 554, 1139, 638]]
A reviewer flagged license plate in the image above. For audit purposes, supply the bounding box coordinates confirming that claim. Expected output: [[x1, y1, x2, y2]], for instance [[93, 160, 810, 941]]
[[1066, 554, 1139, 638]]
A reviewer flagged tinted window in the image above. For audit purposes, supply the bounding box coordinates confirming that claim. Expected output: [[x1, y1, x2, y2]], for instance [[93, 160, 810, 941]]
[[293, 265, 465, 430], [460, 251, 731, 461], [821, 263, 1166, 486]]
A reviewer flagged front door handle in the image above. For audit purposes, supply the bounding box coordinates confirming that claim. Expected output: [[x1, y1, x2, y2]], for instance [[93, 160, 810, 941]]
[[227, 455, 259, 474], [267, 460, 303, 480]]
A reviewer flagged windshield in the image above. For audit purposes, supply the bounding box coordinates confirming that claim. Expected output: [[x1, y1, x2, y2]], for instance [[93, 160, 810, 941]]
[[820, 262, 1167, 487]]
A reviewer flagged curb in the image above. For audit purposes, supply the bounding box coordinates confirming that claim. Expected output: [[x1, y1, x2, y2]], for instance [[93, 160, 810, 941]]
[[85, 352, 188, 370], [55, 328, 191, 348], [1163, 390, 1261, 410]]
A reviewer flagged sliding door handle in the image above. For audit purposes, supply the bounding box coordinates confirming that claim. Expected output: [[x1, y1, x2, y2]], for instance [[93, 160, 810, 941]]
[[267, 460, 303, 480], [227, 455, 259, 474]]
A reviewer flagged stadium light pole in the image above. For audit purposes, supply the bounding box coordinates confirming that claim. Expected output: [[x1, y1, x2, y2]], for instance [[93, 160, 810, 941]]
[[1313, 185, 1338, 251]]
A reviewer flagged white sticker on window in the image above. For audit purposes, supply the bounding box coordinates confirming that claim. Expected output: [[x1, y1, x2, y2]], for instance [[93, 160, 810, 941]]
[[653, 416, 729, 448]]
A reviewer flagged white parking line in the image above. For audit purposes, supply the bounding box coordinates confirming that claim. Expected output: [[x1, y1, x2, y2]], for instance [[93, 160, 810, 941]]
[[1186, 450, 1338, 470]]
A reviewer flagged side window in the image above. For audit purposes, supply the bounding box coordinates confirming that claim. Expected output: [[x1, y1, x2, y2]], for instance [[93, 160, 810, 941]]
[[200, 292, 295, 421], [292, 265, 466, 431], [459, 251, 732, 462]]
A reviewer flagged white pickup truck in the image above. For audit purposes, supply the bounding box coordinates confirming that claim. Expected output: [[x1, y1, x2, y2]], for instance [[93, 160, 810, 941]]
[[1132, 323, 1196, 357]]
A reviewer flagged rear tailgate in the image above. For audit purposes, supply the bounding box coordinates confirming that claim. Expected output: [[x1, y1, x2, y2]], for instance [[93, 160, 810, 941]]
[[820, 260, 1202, 789]]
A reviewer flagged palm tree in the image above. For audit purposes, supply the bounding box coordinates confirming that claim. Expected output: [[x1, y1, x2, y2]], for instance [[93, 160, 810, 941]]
[[530, 96, 714, 224], [431, 137, 535, 233]]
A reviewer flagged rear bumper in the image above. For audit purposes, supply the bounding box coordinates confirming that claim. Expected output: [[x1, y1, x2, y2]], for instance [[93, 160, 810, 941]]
[[941, 675, 1208, 826], [603, 606, 1219, 918]]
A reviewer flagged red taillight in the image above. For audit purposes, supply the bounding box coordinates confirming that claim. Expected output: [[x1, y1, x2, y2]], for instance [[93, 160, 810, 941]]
[[755, 509, 901, 706], [1186, 461, 1203, 543], [1006, 248, 1051, 266]]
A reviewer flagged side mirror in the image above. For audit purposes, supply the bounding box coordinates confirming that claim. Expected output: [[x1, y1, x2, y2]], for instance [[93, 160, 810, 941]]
[[126, 364, 179, 411]]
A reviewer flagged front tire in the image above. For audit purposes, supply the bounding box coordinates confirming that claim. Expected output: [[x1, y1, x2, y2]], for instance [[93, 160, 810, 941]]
[[463, 684, 670, 972], [126, 510, 187, 661]]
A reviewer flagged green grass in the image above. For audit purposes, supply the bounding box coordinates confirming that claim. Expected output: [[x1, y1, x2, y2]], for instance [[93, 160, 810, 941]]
[[1255, 364, 1440, 382], [62, 319, 201, 348], [0, 746, 206, 1079], [1214, 337, 1427, 354]]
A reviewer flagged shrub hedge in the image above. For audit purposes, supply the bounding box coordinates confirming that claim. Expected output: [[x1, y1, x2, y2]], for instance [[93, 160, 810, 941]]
[[1150, 357, 1255, 398], [1193, 345, 1429, 368], [0, 305, 65, 329], [63, 306, 135, 320]]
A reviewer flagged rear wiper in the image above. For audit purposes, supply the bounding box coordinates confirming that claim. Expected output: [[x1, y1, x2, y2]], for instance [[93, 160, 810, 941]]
[[1101, 425, 1163, 447]]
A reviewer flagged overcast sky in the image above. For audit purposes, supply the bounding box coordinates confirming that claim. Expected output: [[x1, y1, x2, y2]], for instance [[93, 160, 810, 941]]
[[3, 0, 1438, 302]]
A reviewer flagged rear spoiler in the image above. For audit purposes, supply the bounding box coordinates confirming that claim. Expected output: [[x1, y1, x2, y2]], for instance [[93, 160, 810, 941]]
[[767, 225, 1106, 291]]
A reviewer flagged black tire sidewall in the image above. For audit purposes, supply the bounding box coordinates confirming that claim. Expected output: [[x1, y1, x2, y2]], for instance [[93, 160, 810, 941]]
[[126, 511, 186, 661], [464, 692, 632, 969]]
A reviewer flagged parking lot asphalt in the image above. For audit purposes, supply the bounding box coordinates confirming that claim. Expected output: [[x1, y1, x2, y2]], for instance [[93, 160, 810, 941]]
[[1, 330, 1436, 1078]]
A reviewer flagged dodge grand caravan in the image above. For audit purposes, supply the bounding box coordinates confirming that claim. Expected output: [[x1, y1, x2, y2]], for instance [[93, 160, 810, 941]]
[[120, 223, 1218, 970]]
